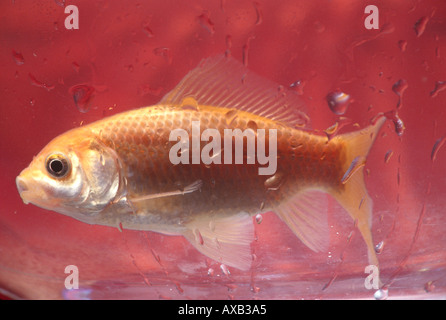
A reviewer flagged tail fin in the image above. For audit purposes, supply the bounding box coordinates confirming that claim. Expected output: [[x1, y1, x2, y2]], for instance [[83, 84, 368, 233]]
[[331, 116, 386, 268]]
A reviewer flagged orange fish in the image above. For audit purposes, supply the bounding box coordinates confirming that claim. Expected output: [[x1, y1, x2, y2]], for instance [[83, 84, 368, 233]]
[[16, 55, 385, 275]]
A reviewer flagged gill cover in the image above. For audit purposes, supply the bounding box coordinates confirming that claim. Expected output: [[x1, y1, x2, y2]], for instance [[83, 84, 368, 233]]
[[72, 140, 121, 216]]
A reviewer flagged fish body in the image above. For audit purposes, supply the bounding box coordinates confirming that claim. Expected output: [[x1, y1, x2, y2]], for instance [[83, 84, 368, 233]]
[[16, 55, 385, 273]]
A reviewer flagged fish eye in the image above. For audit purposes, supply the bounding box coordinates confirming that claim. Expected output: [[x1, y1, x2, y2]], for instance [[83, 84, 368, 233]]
[[45, 154, 70, 178]]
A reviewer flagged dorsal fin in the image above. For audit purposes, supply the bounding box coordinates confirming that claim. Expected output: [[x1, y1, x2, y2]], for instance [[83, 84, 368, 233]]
[[160, 54, 310, 128]]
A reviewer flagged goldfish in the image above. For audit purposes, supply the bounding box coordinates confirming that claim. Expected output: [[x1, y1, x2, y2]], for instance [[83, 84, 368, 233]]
[[16, 55, 385, 276]]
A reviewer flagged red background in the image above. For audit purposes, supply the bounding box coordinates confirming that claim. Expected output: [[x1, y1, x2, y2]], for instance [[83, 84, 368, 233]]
[[0, 0, 445, 299]]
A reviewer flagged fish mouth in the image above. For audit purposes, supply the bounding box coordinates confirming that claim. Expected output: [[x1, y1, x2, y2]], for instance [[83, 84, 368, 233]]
[[16, 173, 64, 211], [16, 176, 31, 204]]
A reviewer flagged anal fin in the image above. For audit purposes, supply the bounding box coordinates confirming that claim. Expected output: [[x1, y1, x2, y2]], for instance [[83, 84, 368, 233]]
[[275, 189, 329, 253], [182, 212, 254, 271]]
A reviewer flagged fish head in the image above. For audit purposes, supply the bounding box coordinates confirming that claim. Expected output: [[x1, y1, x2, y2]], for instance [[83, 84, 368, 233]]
[[16, 130, 121, 223]]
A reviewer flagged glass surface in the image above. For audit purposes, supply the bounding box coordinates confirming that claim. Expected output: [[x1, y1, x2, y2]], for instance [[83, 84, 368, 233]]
[[1, 0, 445, 300]]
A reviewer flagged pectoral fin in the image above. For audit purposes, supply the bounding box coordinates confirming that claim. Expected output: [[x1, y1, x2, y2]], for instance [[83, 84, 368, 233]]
[[182, 212, 254, 271], [129, 180, 203, 203]]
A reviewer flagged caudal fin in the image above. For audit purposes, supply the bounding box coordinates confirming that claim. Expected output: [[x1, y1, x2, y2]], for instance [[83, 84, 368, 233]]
[[331, 116, 386, 268]]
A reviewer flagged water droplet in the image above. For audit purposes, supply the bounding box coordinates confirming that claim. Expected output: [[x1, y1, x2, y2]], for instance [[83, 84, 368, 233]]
[[151, 248, 161, 263], [430, 81, 446, 98], [264, 171, 285, 191], [29, 73, 55, 91], [69, 84, 95, 113], [384, 150, 393, 163], [180, 96, 199, 111], [207, 268, 214, 276], [224, 109, 238, 125], [277, 85, 286, 97], [153, 47, 172, 64], [392, 79, 408, 109], [384, 110, 405, 136], [358, 197, 365, 210], [253, 1, 262, 26], [324, 117, 352, 140], [220, 264, 230, 276], [247, 120, 258, 132], [398, 40, 407, 52], [431, 136, 446, 163], [194, 229, 204, 245], [174, 281, 184, 294], [326, 91, 352, 115], [197, 12, 215, 34], [72, 61, 80, 73], [214, 238, 221, 250], [255, 214, 263, 224], [424, 281, 436, 293], [325, 122, 339, 139], [206, 220, 215, 233], [29, 98, 35, 106], [289, 136, 302, 149], [414, 16, 429, 37], [375, 240, 384, 254], [12, 50, 24, 65], [251, 285, 260, 293], [143, 24, 154, 38], [289, 79, 305, 95], [138, 84, 163, 97], [341, 156, 366, 184], [54, 0, 66, 7], [225, 35, 232, 57], [242, 36, 255, 67], [393, 116, 404, 137], [294, 111, 310, 128], [100, 152, 106, 166], [380, 23, 395, 35], [374, 287, 388, 300], [226, 283, 237, 291], [62, 288, 92, 300]]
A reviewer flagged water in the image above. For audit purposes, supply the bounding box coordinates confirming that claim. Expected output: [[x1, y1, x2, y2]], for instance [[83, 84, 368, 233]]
[[1, 0, 446, 300]]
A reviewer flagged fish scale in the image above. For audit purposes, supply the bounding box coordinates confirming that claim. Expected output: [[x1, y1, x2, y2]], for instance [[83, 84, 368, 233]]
[[90, 105, 340, 216]]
